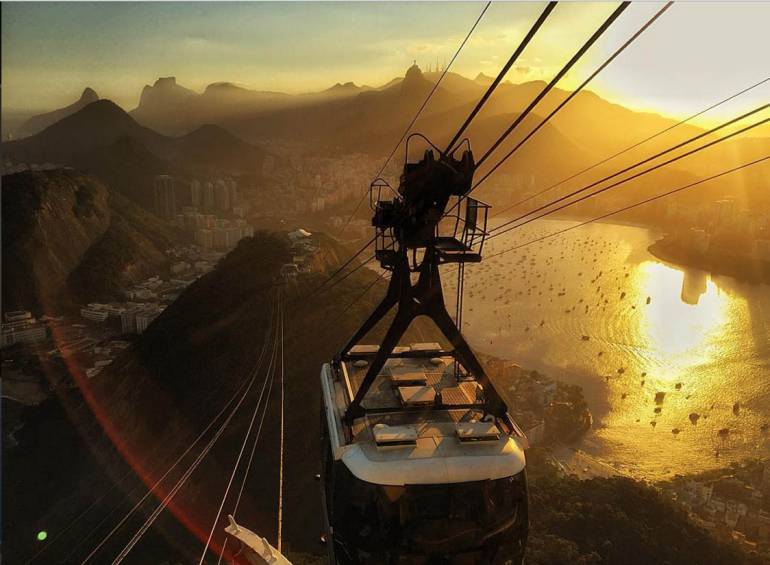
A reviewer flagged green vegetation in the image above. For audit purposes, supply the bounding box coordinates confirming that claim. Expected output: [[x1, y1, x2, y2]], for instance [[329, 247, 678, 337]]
[[1, 169, 176, 312], [487, 359, 592, 445], [67, 189, 177, 302], [525, 450, 767, 565], [72, 182, 98, 218], [663, 458, 767, 491]]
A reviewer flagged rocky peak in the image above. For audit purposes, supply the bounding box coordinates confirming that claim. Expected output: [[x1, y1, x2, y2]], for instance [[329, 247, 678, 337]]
[[80, 87, 99, 102], [154, 77, 178, 88]]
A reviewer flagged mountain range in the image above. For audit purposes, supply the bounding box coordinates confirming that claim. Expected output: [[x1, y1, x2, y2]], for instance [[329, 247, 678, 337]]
[[4, 63, 767, 214], [16, 87, 100, 138], [128, 76, 377, 135], [3, 100, 268, 209]]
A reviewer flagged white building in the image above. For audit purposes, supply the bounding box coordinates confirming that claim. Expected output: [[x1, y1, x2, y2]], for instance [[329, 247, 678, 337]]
[[126, 289, 157, 301], [136, 306, 163, 333], [190, 179, 202, 207], [81, 304, 110, 322], [204, 182, 216, 210], [1, 322, 47, 347], [121, 305, 142, 333], [214, 179, 231, 211]]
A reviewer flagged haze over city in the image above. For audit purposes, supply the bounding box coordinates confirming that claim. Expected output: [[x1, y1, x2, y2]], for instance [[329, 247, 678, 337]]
[[2, 2, 770, 565]]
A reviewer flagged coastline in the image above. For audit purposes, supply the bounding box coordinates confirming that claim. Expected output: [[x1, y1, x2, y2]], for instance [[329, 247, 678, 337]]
[[648, 237, 770, 285], [548, 444, 630, 480], [492, 211, 665, 235]]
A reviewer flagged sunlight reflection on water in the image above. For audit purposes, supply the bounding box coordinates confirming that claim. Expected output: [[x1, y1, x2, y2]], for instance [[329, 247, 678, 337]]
[[639, 262, 728, 370], [455, 219, 770, 480]]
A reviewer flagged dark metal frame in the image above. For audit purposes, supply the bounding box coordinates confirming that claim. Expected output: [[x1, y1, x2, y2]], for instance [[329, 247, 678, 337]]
[[368, 177, 393, 211], [336, 135, 507, 424], [436, 196, 490, 260], [336, 245, 506, 424]]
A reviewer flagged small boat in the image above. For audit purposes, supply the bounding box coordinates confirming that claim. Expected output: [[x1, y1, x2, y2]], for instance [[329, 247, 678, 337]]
[[655, 392, 666, 404], [718, 428, 730, 437], [581, 335, 590, 341], [646, 296, 651, 305]]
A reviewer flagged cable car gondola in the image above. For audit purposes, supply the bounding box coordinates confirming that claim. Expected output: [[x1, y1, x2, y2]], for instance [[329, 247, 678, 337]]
[[320, 137, 529, 564]]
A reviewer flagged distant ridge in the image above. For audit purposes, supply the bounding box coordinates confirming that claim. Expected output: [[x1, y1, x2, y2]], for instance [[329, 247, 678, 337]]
[[2, 99, 268, 209], [4, 99, 265, 167], [6, 65, 763, 214], [323, 81, 371, 95], [18, 87, 100, 138], [5, 99, 165, 163], [474, 72, 494, 84]]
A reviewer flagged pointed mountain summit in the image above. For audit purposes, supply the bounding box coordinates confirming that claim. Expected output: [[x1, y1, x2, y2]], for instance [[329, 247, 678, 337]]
[[4, 98, 267, 168], [19, 87, 100, 137], [323, 81, 370, 96], [5, 99, 165, 164], [3, 99, 269, 208], [80, 87, 99, 101], [400, 62, 433, 97], [474, 72, 494, 85]]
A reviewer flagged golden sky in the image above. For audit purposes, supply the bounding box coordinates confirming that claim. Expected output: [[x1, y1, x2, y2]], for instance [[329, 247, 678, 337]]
[[2, 2, 769, 124]]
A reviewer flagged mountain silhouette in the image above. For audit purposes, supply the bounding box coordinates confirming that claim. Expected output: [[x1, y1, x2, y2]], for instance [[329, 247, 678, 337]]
[[323, 81, 371, 95], [400, 62, 432, 97], [3, 99, 268, 209], [6, 66, 765, 212], [4, 99, 265, 168], [5, 100, 165, 163], [135, 77, 196, 113], [18, 87, 100, 137], [131, 77, 297, 133], [475, 72, 495, 85]]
